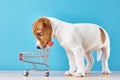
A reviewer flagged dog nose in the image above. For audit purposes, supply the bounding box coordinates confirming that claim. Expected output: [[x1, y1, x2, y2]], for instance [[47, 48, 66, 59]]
[[36, 45, 41, 49]]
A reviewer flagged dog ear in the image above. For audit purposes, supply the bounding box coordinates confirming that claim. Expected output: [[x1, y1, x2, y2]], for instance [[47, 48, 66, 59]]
[[38, 18, 51, 28], [42, 18, 49, 28], [32, 24, 34, 28], [32, 24, 35, 35], [33, 17, 51, 30]]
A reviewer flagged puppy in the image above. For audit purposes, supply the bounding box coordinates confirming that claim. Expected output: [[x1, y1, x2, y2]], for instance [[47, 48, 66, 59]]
[[32, 17, 111, 77]]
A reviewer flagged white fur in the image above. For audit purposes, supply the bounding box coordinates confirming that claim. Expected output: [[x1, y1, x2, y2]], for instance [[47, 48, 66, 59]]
[[46, 17, 111, 76]]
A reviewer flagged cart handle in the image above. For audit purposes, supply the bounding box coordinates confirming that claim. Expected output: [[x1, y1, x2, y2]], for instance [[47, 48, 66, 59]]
[[20, 53, 23, 61]]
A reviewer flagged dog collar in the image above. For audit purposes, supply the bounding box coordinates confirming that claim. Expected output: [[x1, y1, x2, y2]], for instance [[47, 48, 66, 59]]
[[47, 41, 54, 47]]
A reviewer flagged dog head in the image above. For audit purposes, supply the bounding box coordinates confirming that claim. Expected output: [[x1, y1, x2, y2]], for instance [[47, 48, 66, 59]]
[[32, 17, 52, 49]]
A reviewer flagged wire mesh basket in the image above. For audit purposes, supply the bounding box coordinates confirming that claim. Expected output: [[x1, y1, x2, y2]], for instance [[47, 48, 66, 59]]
[[20, 49, 50, 77]]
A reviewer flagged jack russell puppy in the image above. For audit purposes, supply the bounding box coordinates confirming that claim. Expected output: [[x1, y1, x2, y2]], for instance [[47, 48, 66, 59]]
[[32, 17, 111, 77]]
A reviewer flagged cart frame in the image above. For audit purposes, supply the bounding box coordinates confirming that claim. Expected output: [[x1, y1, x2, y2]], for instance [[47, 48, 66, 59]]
[[20, 49, 50, 77]]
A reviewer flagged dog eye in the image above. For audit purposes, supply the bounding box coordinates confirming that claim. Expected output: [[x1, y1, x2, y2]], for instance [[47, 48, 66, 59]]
[[37, 32, 43, 36]]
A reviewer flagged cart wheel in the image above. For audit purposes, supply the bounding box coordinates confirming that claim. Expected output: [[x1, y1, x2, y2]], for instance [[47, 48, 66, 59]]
[[45, 71, 49, 77], [23, 71, 29, 76]]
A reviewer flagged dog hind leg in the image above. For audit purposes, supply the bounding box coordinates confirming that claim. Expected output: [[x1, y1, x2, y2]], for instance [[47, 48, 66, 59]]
[[102, 46, 111, 74], [85, 51, 94, 74]]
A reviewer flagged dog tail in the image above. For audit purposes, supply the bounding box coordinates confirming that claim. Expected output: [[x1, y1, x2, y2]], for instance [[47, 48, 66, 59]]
[[97, 49, 102, 61]]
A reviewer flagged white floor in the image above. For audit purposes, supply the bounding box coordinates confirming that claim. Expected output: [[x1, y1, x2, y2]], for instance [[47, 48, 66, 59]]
[[0, 71, 120, 80]]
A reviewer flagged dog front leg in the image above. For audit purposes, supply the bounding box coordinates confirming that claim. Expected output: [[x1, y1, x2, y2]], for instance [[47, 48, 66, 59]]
[[65, 49, 76, 76], [71, 46, 85, 77]]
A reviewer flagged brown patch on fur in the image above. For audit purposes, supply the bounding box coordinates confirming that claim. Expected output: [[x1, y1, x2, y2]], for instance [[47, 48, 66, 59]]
[[32, 17, 52, 48], [99, 28, 106, 44]]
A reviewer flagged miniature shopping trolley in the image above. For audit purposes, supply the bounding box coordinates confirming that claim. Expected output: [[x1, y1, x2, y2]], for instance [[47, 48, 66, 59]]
[[19, 42, 53, 77]]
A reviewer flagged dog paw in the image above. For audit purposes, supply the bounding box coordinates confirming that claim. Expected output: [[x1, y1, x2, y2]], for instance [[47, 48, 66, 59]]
[[102, 70, 111, 74], [85, 69, 90, 74], [74, 72, 85, 77], [64, 71, 74, 76]]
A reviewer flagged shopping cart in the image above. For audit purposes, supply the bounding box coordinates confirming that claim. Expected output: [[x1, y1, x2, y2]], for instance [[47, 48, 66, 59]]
[[19, 42, 53, 77]]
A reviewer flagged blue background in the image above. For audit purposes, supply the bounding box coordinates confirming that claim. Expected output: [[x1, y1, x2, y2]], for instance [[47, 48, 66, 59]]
[[0, 0, 119, 71]]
